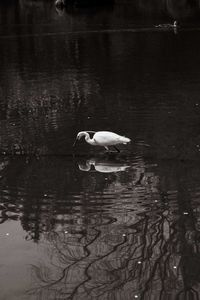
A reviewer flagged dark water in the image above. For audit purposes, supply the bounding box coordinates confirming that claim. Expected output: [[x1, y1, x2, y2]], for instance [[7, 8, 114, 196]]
[[0, 1, 200, 299]]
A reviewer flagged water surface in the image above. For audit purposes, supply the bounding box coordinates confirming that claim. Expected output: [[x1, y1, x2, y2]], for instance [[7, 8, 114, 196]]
[[0, 1, 200, 299]]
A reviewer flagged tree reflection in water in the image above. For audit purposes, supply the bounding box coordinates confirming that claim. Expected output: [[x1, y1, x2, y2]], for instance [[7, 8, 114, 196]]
[[25, 157, 200, 300]]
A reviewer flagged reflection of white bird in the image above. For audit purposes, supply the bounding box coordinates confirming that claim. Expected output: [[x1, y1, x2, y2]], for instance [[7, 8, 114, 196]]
[[73, 131, 131, 153], [78, 158, 130, 173]]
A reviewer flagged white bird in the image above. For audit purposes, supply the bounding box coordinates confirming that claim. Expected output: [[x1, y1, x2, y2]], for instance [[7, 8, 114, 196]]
[[73, 131, 131, 153]]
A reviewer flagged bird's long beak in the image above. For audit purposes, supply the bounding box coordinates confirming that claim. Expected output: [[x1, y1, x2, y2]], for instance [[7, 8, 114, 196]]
[[73, 138, 78, 148], [136, 142, 150, 147]]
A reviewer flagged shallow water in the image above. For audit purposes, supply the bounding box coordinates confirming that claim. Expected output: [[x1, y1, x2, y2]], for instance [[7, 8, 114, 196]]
[[0, 1, 200, 299]]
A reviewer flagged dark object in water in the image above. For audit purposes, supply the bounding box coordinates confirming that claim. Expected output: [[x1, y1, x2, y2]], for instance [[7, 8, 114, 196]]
[[55, 0, 114, 8], [155, 20, 178, 29], [55, 0, 66, 7]]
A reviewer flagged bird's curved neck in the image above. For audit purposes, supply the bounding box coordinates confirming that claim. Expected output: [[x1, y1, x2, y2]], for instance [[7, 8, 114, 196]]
[[84, 133, 95, 145]]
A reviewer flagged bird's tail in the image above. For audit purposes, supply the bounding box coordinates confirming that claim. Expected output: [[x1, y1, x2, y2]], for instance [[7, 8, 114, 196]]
[[120, 136, 131, 144]]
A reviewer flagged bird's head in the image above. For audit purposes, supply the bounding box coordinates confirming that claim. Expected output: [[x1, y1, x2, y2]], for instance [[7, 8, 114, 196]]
[[73, 131, 88, 148], [73, 131, 96, 148], [77, 131, 87, 140]]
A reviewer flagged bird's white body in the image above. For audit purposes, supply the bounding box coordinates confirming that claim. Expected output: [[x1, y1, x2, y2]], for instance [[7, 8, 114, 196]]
[[73, 131, 131, 152], [87, 131, 130, 146]]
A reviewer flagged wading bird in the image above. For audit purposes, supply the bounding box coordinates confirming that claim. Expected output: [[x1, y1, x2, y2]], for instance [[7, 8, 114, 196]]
[[73, 131, 131, 153]]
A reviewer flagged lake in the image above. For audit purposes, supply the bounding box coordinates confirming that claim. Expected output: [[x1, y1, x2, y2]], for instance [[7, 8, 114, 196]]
[[0, 1, 200, 299]]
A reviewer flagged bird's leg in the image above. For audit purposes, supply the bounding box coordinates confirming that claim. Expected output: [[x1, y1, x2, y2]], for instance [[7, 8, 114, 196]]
[[104, 146, 110, 152], [113, 146, 120, 153]]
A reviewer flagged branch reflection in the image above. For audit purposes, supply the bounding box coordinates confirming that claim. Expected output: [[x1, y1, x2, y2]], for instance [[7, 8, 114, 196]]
[[0, 156, 199, 299], [27, 158, 198, 299]]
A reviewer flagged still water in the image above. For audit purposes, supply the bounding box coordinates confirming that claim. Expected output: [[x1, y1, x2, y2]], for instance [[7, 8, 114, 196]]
[[0, 1, 200, 299]]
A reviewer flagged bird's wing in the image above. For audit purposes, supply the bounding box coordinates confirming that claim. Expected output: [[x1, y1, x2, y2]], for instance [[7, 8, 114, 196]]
[[94, 131, 122, 145]]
